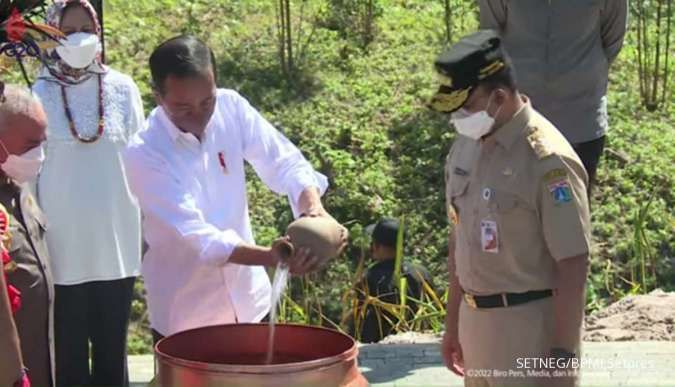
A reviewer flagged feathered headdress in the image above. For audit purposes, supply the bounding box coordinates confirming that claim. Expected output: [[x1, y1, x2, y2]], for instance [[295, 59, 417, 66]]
[[0, 1, 65, 88]]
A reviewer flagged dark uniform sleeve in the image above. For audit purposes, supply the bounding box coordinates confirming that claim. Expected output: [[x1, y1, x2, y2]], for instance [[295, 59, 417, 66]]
[[0, 262, 23, 386], [538, 155, 592, 261]]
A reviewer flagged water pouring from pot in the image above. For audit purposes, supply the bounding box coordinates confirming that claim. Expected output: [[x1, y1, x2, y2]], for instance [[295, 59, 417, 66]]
[[154, 217, 364, 387], [265, 216, 349, 365]]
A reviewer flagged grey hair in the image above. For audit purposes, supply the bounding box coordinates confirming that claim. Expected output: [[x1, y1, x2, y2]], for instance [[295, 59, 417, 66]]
[[0, 85, 41, 128]]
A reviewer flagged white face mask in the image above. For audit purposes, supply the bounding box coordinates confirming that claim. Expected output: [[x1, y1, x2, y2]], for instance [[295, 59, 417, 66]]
[[0, 141, 45, 184], [450, 93, 502, 140], [56, 32, 100, 69]]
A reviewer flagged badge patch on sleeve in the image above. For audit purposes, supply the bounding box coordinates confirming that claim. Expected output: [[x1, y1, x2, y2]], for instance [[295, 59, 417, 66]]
[[544, 168, 567, 182], [548, 180, 573, 204]]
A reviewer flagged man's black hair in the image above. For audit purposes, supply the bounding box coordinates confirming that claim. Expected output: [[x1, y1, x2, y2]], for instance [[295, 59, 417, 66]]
[[149, 35, 217, 94]]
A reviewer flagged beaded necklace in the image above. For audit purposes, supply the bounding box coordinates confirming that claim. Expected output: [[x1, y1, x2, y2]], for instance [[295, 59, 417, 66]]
[[60, 74, 104, 143]]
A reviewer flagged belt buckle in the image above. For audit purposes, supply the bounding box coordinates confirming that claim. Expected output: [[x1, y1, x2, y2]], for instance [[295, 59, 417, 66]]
[[464, 293, 477, 308]]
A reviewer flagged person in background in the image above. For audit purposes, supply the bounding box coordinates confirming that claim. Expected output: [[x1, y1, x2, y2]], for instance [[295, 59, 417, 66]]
[[124, 35, 345, 343], [479, 0, 628, 195], [357, 218, 432, 343], [32, 1, 144, 386], [0, 84, 53, 387]]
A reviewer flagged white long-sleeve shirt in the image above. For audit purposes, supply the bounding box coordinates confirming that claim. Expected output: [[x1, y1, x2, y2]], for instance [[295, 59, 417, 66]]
[[123, 89, 327, 336]]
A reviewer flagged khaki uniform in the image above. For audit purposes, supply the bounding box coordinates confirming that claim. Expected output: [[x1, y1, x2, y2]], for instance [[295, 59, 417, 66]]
[[1, 179, 55, 387], [445, 98, 590, 387]]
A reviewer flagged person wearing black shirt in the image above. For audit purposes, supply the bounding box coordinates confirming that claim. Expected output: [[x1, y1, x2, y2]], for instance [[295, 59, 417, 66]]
[[357, 218, 432, 343]]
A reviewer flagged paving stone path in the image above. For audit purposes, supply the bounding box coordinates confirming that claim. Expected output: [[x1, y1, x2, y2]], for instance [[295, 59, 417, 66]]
[[130, 341, 675, 386]]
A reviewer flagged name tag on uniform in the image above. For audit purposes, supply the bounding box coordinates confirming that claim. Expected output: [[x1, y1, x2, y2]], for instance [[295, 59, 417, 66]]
[[480, 220, 499, 254], [454, 167, 469, 176]]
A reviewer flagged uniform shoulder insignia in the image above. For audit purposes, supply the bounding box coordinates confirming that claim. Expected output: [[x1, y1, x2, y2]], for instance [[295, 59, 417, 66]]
[[526, 126, 554, 160]]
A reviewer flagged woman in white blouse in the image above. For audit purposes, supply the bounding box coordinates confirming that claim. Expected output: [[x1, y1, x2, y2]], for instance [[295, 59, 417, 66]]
[[32, 1, 143, 386]]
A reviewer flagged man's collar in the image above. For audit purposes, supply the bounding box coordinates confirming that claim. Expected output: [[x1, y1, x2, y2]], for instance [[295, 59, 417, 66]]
[[490, 96, 533, 150], [158, 107, 202, 146], [158, 107, 184, 142]]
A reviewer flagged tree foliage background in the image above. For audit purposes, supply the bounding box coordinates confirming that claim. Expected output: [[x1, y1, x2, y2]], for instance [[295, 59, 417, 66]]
[[1, 0, 672, 354]]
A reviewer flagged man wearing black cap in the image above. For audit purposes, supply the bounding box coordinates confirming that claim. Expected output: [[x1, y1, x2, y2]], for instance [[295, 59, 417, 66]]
[[432, 30, 590, 387], [356, 218, 431, 343]]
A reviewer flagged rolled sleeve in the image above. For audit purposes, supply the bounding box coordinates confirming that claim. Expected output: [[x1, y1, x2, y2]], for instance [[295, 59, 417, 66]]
[[539, 155, 591, 261], [201, 229, 244, 265], [123, 144, 243, 266], [235, 92, 328, 216], [285, 169, 329, 215]]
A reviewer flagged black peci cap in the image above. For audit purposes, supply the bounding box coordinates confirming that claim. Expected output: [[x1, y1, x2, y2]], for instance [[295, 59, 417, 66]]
[[429, 29, 509, 113], [368, 218, 401, 248]]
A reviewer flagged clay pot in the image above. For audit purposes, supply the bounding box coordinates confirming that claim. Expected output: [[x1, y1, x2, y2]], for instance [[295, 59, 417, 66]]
[[277, 216, 348, 267], [155, 323, 368, 387]]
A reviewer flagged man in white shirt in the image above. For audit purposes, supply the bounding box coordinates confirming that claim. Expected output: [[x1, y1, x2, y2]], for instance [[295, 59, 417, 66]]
[[123, 35, 340, 341]]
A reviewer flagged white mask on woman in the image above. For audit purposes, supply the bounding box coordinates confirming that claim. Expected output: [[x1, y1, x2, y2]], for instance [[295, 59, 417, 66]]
[[450, 93, 501, 140], [0, 141, 45, 184], [56, 32, 100, 69]]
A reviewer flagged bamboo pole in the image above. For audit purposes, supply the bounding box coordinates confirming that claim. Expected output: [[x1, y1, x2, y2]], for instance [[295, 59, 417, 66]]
[[651, 0, 663, 109], [661, 0, 672, 105]]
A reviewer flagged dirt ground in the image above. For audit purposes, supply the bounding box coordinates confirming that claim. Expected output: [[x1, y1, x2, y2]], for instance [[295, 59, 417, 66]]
[[584, 289, 675, 342], [378, 289, 675, 344]]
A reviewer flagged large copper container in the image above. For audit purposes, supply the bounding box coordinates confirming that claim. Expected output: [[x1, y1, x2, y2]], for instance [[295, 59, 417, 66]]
[[155, 323, 368, 387]]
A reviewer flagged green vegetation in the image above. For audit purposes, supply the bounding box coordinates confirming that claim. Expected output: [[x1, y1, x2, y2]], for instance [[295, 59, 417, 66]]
[[1, 0, 672, 354]]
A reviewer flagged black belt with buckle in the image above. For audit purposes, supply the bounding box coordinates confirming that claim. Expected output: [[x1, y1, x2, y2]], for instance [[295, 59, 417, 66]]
[[463, 289, 554, 309]]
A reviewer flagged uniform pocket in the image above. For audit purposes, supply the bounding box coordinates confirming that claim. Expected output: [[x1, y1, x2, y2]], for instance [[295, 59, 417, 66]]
[[450, 177, 470, 218]]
